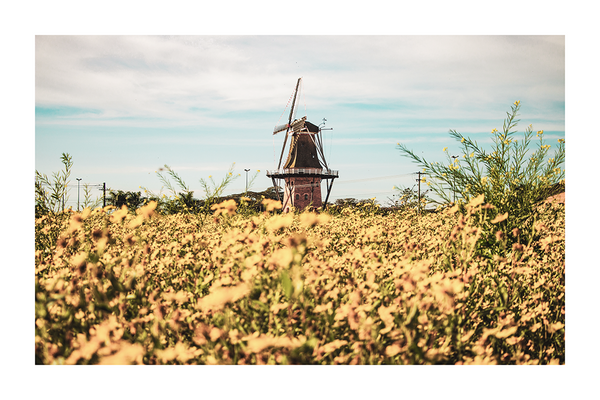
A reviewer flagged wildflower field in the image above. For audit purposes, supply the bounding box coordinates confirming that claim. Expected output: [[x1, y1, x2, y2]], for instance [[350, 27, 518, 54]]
[[35, 194, 565, 365]]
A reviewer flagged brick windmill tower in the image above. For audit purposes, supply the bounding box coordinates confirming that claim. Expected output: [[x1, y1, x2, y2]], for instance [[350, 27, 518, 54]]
[[267, 78, 338, 213]]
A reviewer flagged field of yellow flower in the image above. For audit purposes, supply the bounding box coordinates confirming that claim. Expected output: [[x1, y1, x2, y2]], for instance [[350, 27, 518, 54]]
[[35, 197, 565, 365]]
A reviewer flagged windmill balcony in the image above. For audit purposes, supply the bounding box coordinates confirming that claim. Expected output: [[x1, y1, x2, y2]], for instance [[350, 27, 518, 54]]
[[266, 168, 339, 179]]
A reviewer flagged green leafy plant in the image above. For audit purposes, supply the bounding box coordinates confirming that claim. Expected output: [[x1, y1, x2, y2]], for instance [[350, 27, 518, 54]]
[[141, 163, 239, 218], [82, 183, 103, 210], [35, 153, 73, 217], [197, 163, 239, 216], [397, 101, 565, 248]]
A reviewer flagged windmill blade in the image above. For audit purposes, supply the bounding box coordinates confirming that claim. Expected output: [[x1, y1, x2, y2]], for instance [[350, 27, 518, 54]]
[[293, 78, 302, 122], [277, 125, 291, 169], [290, 116, 306, 133], [314, 130, 328, 169], [287, 78, 301, 128], [277, 78, 302, 169], [273, 123, 289, 135]]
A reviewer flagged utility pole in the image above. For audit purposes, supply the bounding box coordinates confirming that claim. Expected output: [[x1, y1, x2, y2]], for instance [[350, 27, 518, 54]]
[[451, 155, 459, 204], [244, 169, 250, 193], [103, 183, 106, 207], [416, 171, 426, 216], [76, 178, 82, 211]]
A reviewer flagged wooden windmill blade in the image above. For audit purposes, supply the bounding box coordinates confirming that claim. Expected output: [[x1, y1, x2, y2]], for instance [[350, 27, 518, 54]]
[[314, 129, 328, 170], [277, 78, 302, 170], [273, 123, 289, 135]]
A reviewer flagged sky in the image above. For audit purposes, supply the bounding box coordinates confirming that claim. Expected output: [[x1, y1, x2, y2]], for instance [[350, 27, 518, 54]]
[[34, 35, 565, 207]]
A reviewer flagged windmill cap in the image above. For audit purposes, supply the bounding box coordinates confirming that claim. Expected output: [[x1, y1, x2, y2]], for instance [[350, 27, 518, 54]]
[[291, 117, 320, 134]]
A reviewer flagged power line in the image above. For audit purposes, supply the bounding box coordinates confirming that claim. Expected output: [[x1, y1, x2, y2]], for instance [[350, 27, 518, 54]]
[[38, 183, 104, 188], [332, 190, 397, 197], [415, 171, 428, 216], [335, 173, 416, 185]]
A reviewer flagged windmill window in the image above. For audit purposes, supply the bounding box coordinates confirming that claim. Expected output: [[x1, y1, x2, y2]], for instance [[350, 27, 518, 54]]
[[304, 194, 308, 200], [295, 194, 299, 200]]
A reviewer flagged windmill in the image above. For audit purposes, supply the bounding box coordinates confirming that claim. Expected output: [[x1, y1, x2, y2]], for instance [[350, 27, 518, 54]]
[[267, 78, 338, 213]]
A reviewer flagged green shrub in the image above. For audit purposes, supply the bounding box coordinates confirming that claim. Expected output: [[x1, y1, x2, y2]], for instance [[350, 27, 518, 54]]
[[397, 101, 565, 250]]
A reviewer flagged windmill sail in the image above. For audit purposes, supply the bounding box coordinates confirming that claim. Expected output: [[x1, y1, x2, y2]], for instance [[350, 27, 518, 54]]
[[273, 123, 289, 134], [277, 77, 302, 169]]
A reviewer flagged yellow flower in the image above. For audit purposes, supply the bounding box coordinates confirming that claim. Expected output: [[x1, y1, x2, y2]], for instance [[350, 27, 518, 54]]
[[514, 100, 520, 106], [491, 212, 508, 224], [461, 137, 465, 143], [443, 147, 448, 152], [196, 283, 250, 312], [470, 152, 474, 158], [211, 199, 237, 216], [261, 198, 282, 212], [558, 138, 565, 143]]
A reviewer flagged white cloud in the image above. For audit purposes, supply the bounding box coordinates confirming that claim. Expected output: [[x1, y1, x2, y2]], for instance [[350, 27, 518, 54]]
[[36, 36, 565, 122]]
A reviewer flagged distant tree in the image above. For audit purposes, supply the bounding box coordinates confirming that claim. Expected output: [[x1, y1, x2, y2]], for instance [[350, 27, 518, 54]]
[[107, 190, 127, 209], [107, 190, 147, 211], [335, 198, 359, 207], [388, 186, 430, 211], [259, 186, 284, 201]]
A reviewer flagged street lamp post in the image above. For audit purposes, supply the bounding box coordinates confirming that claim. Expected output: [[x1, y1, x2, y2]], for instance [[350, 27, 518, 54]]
[[76, 178, 82, 211], [451, 156, 459, 204], [244, 169, 250, 193]]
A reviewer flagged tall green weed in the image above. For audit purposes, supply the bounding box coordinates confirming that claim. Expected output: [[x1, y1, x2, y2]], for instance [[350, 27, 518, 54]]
[[398, 101, 565, 251]]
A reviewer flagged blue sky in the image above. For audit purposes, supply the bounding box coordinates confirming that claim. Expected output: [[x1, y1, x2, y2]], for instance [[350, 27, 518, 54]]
[[35, 35, 565, 207]]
